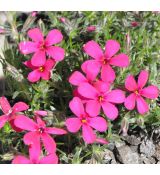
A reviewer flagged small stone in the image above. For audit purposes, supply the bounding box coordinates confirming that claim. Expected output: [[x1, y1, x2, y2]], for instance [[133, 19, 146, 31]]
[[103, 149, 117, 164], [157, 161, 160, 164], [123, 135, 141, 146], [115, 145, 139, 164], [140, 140, 155, 157], [154, 144, 160, 160], [139, 154, 156, 164], [114, 140, 125, 148]]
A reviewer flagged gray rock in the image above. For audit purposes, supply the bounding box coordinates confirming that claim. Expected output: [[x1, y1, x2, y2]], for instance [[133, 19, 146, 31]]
[[115, 145, 139, 164], [154, 144, 160, 160], [103, 149, 117, 164], [139, 154, 156, 164], [140, 140, 155, 157], [123, 135, 141, 146]]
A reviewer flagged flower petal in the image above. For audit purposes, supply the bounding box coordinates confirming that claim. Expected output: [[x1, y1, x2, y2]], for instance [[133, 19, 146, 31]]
[[86, 100, 101, 117], [41, 70, 50, 80], [39, 153, 58, 164], [0, 96, 11, 114], [9, 119, 23, 132], [14, 115, 37, 131], [138, 70, 149, 88], [102, 102, 118, 120], [69, 71, 87, 86], [136, 96, 149, 114], [93, 80, 110, 93], [28, 70, 41, 83], [106, 89, 125, 104], [0, 115, 9, 129], [81, 60, 101, 81], [34, 110, 47, 117], [27, 28, 43, 42], [12, 156, 31, 164], [44, 59, 56, 71], [95, 138, 109, 144], [105, 40, 120, 58], [78, 83, 98, 99], [83, 40, 103, 60], [23, 132, 40, 146], [109, 53, 129, 67], [141, 85, 159, 99], [45, 29, 63, 46], [125, 75, 138, 91], [46, 127, 67, 135], [69, 97, 85, 117], [89, 116, 107, 132], [82, 125, 96, 144], [101, 64, 116, 83], [23, 60, 37, 70], [19, 41, 37, 54], [41, 133, 56, 153], [65, 118, 82, 133], [47, 46, 65, 61], [13, 102, 29, 113], [124, 93, 136, 110], [31, 50, 46, 67]]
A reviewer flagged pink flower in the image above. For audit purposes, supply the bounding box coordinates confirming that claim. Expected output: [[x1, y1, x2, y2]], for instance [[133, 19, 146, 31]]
[[124, 70, 159, 114], [24, 58, 55, 83], [14, 115, 67, 154], [59, 17, 66, 23], [131, 21, 139, 27], [19, 28, 65, 67], [86, 26, 96, 32], [78, 81, 125, 120], [31, 11, 38, 17], [0, 97, 29, 131], [0, 28, 5, 34], [66, 97, 107, 144], [83, 40, 129, 83]]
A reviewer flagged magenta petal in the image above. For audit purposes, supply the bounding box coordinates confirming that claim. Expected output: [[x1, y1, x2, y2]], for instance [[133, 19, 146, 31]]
[[39, 153, 58, 164], [141, 85, 159, 99], [93, 80, 110, 93], [104, 40, 120, 58], [136, 96, 149, 114], [41, 70, 50, 80], [109, 53, 129, 67], [0, 96, 11, 114], [125, 75, 138, 91], [101, 64, 115, 83], [69, 97, 85, 117], [81, 60, 101, 81], [78, 83, 98, 99], [69, 71, 88, 86], [138, 70, 149, 88], [45, 29, 63, 46], [23, 60, 37, 70], [65, 118, 82, 133], [47, 46, 65, 61], [46, 127, 67, 135], [34, 110, 47, 117], [102, 102, 118, 120], [124, 93, 136, 110], [106, 89, 125, 104], [0, 115, 9, 129], [89, 116, 107, 132], [14, 115, 37, 131], [41, 133, 56, 153], [44, 59, 56, 70], [82, 125, 96, 144], [12, 155, 31, 164], [19, 41, 37, 55], [31, 50, 46, 67], [28, 70, 41, 83], [83, 40, 103, 60], [86, 100, 101, 117], [13, 102, 29, 113], [95, 138, 108, 144], [27, 28, 43, 42], [23, 132, 40, 147]]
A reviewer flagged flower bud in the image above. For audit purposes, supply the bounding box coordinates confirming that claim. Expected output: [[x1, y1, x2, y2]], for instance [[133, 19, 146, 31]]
[[86, 26, 96, 32]]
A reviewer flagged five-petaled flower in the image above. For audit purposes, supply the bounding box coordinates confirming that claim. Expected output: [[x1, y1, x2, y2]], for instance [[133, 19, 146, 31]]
[[0, 97, 29, 131], [78, 81, 125, 120], [124, 70, 159, 114], [83, 40, 129, 83], [14, 115, 67, 154], [19, 28, 65, 67], [24, 58, 55, 83], [65, 97, 108, 144]]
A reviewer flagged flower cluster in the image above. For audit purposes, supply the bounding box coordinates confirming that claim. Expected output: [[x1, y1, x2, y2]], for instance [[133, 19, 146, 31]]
[[19, 28, 65, 83], [66, 39, 159, 143]]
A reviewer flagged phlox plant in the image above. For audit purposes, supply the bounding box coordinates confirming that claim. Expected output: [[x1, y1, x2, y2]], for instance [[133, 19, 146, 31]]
[[0, 12, 159, 164]]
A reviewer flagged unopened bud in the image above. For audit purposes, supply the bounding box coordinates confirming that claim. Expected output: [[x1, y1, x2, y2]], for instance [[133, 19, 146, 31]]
[[86, 26, 96, 32]]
